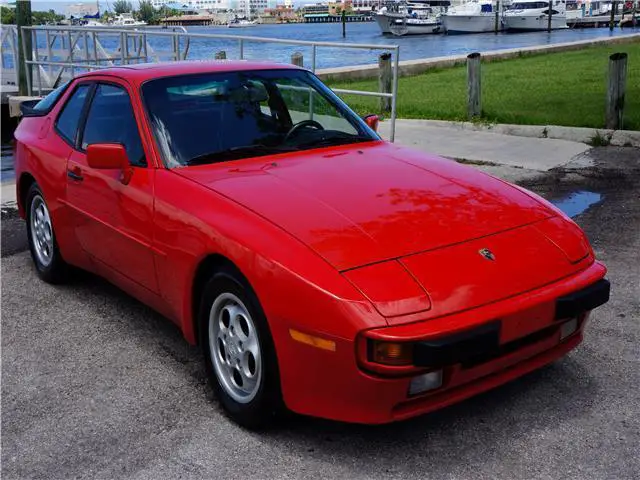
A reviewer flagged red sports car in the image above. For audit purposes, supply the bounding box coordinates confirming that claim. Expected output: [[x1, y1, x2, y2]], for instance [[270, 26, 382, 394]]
[[14, 61, 610, 428]]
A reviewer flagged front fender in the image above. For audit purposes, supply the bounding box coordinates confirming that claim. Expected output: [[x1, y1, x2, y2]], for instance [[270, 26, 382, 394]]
[[151, 170, 386, 346]]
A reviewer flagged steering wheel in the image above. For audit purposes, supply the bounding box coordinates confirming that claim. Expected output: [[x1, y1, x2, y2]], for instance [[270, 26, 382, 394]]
[[284, 119, 324, 142]]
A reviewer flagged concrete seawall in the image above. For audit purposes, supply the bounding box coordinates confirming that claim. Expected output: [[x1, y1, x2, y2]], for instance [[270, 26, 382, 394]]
[[316, 33, 640, 82]]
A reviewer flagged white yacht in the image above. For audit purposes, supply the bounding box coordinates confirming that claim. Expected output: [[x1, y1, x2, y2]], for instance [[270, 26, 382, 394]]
[[388, 6, 443, 35], [389, 15, 442, 35], [110, 13, 147, 28], [228, 19, 258, 28], [375, 0, 450, 34], [441, 0, 504, 34], [83, 19, 104, 27], [566, 0, 612, 19], [503, 0, 567, 30]]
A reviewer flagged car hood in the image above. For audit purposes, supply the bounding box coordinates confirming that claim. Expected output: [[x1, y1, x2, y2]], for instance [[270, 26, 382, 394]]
[[175, 142, 554, 271]]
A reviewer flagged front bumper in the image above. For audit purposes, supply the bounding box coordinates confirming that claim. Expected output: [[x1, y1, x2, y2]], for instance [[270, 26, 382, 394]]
[[412, 279, 610, 370], [277, 262, 608, 424]]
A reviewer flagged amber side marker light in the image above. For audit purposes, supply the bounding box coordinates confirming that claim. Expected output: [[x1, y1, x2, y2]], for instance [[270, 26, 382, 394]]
[[370, 340, 413, 366], [289, 329, 336, 352]]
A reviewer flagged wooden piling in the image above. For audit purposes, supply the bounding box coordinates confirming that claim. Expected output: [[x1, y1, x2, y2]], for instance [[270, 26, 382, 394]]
[[605, 52, 627, 130], [291, 52, 303, 67], [467, 52, 481, 119], [609, 0, 616, 31], [342, 10, 346, 38], [214, 50, 226, 60], [378, 52, 392, 114], [16, 0, 33, 95]]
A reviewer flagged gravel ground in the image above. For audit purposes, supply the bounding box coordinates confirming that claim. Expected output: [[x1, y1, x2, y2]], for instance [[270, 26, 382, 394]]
[[1, 147, 639, 480]]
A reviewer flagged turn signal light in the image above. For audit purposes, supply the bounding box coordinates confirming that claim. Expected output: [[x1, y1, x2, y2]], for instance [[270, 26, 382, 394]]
[[289, 329, 336, 352], [371, 341, 413, 366]]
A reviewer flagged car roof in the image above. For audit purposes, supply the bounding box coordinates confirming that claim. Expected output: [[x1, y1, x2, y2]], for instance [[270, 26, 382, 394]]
[[76, 60, 301, 82]]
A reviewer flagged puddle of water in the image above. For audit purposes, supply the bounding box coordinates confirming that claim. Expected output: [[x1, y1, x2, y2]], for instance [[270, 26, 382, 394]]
[[551, 191, 603, 218]]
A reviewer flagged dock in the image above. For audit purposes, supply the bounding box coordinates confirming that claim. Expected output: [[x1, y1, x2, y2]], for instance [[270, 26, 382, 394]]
[[303, 14, 371, 23], [567, 14, 636, 28]]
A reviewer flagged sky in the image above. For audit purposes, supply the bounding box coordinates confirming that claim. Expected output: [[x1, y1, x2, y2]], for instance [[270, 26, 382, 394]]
[[2, 1, 138, 13]]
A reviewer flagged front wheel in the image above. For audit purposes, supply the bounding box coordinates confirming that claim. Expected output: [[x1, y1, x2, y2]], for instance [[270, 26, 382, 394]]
[[26, 183, 69, 284], [199, 267, 283, 429]]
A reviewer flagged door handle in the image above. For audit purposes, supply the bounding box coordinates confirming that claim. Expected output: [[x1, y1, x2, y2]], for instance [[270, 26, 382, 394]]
[[67, 166, 83, 182]]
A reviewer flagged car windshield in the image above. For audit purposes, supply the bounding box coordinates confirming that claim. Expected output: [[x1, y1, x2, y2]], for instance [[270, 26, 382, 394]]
[[141, 69, 379, 167]]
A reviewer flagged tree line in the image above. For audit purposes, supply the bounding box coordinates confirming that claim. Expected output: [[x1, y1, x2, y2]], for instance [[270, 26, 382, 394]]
[[1, 6, 64, 25], [0, 1, 183, 26], [112, 0, 184, 25]]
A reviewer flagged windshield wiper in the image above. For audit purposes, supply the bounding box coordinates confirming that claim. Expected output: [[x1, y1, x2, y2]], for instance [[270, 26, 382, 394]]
[[185, 144, 299, 166], [296, 133, 374, 149]]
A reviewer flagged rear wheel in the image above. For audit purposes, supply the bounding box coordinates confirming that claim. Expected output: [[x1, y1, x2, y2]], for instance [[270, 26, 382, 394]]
[[199, 267, 283, 429], [26, 183, 69, 283]]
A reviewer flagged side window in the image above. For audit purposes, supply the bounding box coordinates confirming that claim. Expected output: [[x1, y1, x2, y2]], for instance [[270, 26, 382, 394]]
[[55, 84, 90, 145], [81, 84, 146, 167]]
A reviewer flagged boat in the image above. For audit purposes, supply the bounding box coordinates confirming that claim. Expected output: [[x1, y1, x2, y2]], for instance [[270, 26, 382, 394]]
[[441, 0, 504, 34], [566, 0, 612, 19], [83, 13, 147, 28], [389, 10, 443, 35], [389, 16, 443, 35], [503, 0, 568, 31], [375, 0, 450, 34], [228, 0, 258, 28], [228, 19, 258, 28], [81, 15, 147, 28]]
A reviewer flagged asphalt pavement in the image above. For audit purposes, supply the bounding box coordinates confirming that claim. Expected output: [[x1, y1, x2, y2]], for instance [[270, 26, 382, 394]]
[[1, 146, 639, 480]]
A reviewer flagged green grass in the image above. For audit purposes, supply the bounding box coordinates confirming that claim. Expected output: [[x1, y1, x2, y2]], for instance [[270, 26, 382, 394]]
[[328, 42, 640, 130]]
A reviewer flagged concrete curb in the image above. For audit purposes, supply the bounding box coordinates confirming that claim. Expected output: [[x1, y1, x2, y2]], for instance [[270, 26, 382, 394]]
[[384, 119, 640, 147], [1, 180, 17, 208], [318, 33, 640, 81]]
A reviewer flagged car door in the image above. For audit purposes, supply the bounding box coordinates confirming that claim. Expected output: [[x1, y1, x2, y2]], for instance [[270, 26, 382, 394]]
[[65, 80, 159, 294]]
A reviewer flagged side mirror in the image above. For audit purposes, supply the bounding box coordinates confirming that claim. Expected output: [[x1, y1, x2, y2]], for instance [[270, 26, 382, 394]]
[[362, 114, 380, 132], [86, 143, 133, 184], [19, 99, 42, 117]]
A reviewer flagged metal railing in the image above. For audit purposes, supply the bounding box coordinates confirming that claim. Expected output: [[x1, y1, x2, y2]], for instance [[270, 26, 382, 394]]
[[9, 25, 400, 141]]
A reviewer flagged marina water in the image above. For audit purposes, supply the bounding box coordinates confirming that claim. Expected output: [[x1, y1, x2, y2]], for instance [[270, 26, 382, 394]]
[[167, 22, 636, 68]]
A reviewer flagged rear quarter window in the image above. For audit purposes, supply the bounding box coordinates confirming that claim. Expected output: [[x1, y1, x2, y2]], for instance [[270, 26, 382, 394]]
[[32, 82, 69, 113]]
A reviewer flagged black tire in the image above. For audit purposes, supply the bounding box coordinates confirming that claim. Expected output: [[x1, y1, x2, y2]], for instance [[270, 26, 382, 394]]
[[199, 265, 284, 429], [25, 183, 69, 284]]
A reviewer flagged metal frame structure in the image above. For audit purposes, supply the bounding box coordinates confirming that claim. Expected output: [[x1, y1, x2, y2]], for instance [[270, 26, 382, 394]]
[[7, 25, 400, 141]]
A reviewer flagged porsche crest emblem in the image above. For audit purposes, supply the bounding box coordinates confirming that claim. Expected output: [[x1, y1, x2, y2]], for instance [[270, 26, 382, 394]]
[[479, 248, 496, 261]]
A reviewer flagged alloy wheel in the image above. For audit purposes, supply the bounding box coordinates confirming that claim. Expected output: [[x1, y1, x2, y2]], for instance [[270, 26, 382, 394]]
[[30, 194, 54, 268], [208, 292, 263, 404]]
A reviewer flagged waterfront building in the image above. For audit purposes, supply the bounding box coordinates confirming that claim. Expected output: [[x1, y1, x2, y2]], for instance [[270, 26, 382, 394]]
[[301, 1, 354, 15], [150, 0, 233, 11], [301, 0, 382, 16], [301, 3, 331, 15], [150, 0, 278, 15], [301, 1, 374, 21], [260, 4, 299, 22], [351, 0, 384, 13], [237, 0, 270, 15]]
